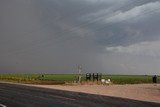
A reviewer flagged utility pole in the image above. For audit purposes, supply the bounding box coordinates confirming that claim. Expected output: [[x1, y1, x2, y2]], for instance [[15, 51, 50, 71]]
[[78, 65, 82, 84]]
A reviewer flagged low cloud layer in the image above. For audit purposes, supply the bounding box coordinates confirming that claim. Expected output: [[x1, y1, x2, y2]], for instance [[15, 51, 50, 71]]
[[106, 41, 160, 57], [0, 0, 160, 74]]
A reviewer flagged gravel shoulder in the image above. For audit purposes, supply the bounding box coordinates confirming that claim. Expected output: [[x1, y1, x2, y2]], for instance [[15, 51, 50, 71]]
[[30, 83, 160, 103]]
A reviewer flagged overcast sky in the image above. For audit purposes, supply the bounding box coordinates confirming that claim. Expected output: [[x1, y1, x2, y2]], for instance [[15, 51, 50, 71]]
[[1, 0, 160, 74]]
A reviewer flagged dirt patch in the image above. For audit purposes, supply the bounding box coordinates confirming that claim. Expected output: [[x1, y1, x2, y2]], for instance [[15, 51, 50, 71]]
[[23, 80, 65, 85], [30, 83, 160, 103]]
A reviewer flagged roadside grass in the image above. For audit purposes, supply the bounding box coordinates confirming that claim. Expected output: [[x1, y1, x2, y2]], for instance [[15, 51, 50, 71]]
[[0, 74, 37, 81], [0, 74, 65, 85], [0, 74, 159, 84]]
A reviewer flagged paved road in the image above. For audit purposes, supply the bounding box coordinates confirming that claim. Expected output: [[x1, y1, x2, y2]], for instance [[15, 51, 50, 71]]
[[0, 83, 160, 107]]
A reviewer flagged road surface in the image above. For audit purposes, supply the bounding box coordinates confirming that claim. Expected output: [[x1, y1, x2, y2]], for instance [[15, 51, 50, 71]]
[[0, 82, 160, 107]]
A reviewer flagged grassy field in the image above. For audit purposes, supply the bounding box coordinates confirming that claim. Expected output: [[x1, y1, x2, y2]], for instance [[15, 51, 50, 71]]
[[0, 74, 159, 84], [102, 75, 154, 84]]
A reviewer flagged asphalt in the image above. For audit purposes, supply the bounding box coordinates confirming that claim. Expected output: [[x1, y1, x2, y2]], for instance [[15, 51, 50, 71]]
[[0, 82, 160, 107]]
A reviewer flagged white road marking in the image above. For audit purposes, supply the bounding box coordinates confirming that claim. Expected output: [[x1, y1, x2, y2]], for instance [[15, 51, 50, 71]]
[[0, 104, 7, 107]]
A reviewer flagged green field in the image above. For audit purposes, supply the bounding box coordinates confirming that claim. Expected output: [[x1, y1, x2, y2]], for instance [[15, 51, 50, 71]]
[[0, 74, 159, 84], [102, 75, 155, 84]]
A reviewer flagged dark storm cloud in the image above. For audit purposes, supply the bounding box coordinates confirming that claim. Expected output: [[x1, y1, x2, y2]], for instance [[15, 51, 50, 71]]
[[0, 0, 160, 74]]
